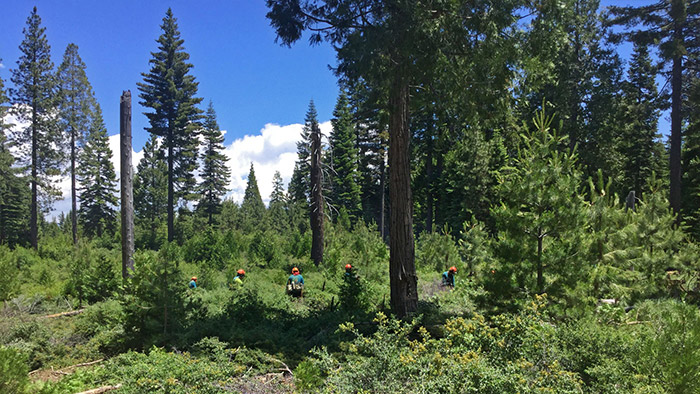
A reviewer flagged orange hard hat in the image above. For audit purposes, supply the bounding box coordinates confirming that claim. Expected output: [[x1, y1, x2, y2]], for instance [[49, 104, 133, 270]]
[[237, 269, 245, 275], [191, 276, 197, 281], [345, 264, 352, 269], [291, 267, 299, 273], [449, 266, 457, 273]]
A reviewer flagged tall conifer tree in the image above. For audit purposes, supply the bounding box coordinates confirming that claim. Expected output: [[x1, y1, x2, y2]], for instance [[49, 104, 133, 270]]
[[610, 0, 700, 217], [329, 92, 362, 223], [288, 105, 312, 207], [307, 101, 325, 266], [197, 101, 230, 224], [78, 104, 118, 237], [240, 163, 265, 227], [619, 43, 663, 198], [268, 171, 288, 231], [57, 43, 94, 244], [10, 7, 62, 249], [138, 8, 203, 242], [0, 69, 30, 246], [682, 73, 700, 238], [134, 135, 168, 249]]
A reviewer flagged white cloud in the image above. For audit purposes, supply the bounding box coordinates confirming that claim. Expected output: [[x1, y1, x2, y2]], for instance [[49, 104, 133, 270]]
[[39, 120, 331, 219], [0, 62, 5, 69], [223, 121, 331, 205]]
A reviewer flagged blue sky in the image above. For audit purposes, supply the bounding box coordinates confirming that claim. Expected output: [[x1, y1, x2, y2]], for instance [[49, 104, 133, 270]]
[[0, 1, 340, 150]]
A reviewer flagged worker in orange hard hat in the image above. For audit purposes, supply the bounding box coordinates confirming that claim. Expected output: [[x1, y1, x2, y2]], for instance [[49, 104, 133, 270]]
[[344, 263, 358, 281], [233, 269, 246, 285], [287, 267, 304, 297], [442, 266, 457, 288], [189, 276, 198, 289]]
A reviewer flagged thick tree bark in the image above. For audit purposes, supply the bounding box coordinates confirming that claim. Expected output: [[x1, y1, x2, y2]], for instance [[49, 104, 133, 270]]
[[310, 117, 324, 266], [388, 70, 417, 318], [167, 138, 174, 242], [380, 137, 386, 240], [120, 91, 135, 278], [670, 52, 682, 219], [71, 129, 77, 245], [425, 122, 434, 233], [30, 108, 38, 250]]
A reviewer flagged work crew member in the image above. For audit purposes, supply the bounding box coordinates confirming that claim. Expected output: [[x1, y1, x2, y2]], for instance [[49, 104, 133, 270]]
[[189, 276, 197, 289], [233, 269, 246, 285], [287, 267, 304, 297], [344, 264, 358, 281], [442, 266, 457, 288]]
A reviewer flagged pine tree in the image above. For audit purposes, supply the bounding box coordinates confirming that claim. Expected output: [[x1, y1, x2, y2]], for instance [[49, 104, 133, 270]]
[[134, 135, 168, 249], [610, 0, 700, 216], [197, 101, 230, 224], [137, 8, 202, 242], [682, 73, 700, 238], [619, 43, 663, 198], [268, 171, 288, 231], [57, 43, 95, 244], [9, 7, 62, 249], [329, 92, 362, 224], [288, 104, 312, 207], [492, 108, 587, 294], [306, 102, 325, 266], [523, 0, 624, 181], [0, 71, 30, 247], [240, 163, 265, 228], [78, 103, 118, 238]]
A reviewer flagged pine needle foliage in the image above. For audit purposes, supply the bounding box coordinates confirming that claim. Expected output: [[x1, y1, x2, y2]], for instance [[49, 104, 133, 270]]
[[78, 103, 118, 238], [9, 7, 62, 248], [197, 101, 230, 225], [138, 8, 203, 242]]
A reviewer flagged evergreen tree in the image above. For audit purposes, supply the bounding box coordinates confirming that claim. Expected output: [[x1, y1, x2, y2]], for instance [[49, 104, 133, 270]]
[[523, 0, 623, 181], [610, 0, 700, 216], [329, 92, 362, 224], [134, 135, 168, 249], [268, 171, 288, 231], [78, 103, 118, 238], [492, 109, 587, 295], [9, 7, 62, 249], [288, 104, 312, 207], [0, 71, 30, 247], [196, 101, 230, 224], [240, 163, 265, 228], [137, 8, 203, 242], [57, 43, 94, 244], [619, 43, 663, 198], [682, 73, 700, 238], [307, 101, 325, 266]]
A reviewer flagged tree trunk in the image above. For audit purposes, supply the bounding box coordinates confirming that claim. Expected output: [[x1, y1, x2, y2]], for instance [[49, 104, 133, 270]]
[[380, 137, 387, 240], [120, 91, 135, 278], [167, 134, 174, 243], [425, 122, 434, 233], [310, 117, 324, 266], [670, 45, 682, 219], [71, 129, 77, 245], [30, 108, 38, 250], [388, 70, 417, 318], [537, 232, 544, 294]]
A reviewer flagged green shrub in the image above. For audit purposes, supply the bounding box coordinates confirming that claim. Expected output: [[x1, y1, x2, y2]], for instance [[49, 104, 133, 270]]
[[415, 230, 461, 274], [635, 300, 700, 394], [0, 246, 20, 301], [0, 346, 29, 394]]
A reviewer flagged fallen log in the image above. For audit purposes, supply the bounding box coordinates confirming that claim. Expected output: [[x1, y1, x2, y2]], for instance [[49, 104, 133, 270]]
[[43, 309, 85, 318], [74, 384, 122, 394], [71, 359, 104, 368]]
